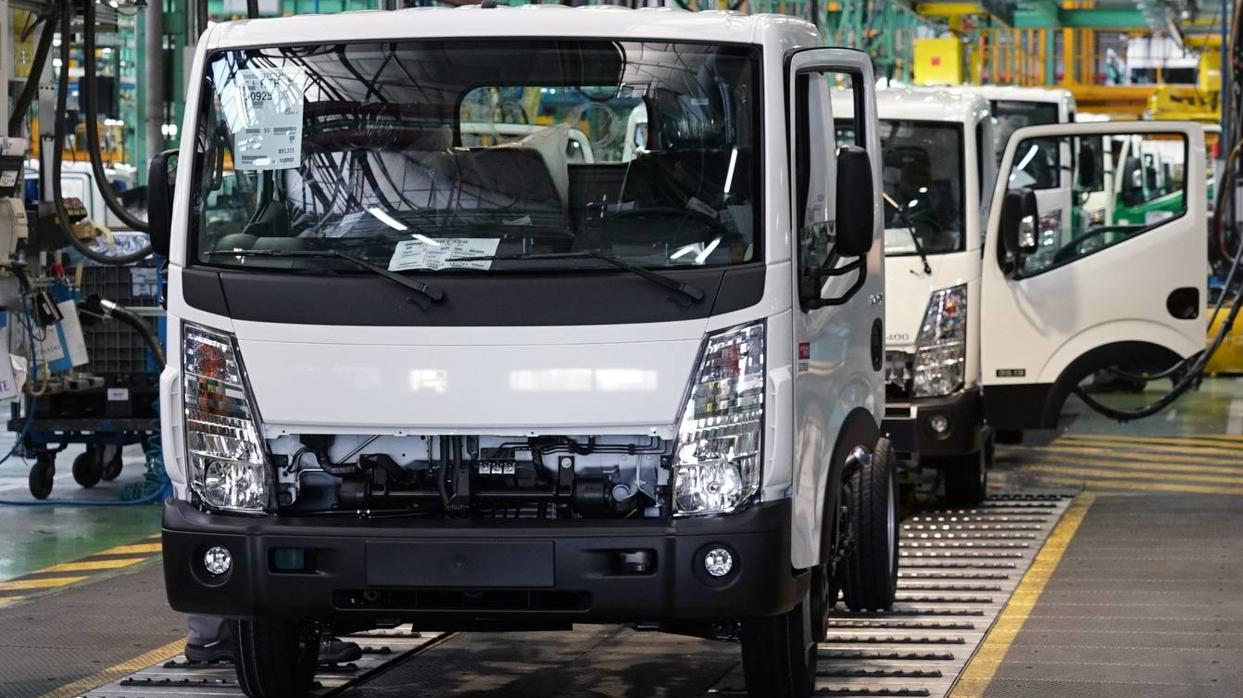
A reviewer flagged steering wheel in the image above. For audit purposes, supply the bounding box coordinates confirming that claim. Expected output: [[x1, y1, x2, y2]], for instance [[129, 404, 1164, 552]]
[[1051, 226, 1135, 264]]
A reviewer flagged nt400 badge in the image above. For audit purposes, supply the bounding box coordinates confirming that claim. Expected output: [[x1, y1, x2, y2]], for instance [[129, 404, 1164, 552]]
[[217, 65, 306, 171]]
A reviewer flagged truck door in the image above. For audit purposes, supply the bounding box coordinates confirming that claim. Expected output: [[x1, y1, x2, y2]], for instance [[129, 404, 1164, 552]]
[[980, 122, 1206, 430], [786, 49, 884, 569]]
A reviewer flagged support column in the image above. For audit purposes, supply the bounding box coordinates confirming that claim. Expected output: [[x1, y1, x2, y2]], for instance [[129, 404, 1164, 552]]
[[143, 0, 164, 173]]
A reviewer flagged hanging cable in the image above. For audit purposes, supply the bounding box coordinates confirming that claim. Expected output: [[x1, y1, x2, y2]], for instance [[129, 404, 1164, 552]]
[[81, 0, 150, 235], [50, 0, 151, 264], [8, 7, 58, 137]]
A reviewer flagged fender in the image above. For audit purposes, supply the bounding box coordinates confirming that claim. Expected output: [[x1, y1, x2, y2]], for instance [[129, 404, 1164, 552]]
[[809, 406, 879, 569], [985, 340, 1183, 430], [1035, 319, 1202, 385]]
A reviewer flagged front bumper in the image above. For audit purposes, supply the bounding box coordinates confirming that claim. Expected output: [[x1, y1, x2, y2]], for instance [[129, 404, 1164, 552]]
[[882, 388, 983, 456], [162, 498, 804, 627]]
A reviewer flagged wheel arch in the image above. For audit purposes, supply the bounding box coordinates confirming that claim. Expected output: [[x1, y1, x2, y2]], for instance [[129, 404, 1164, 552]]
[[1039, 339, 1184, 427], [799, 406, 879, 570]]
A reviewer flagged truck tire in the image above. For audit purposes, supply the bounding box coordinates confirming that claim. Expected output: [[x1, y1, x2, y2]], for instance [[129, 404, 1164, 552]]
[[938, 427, 993, 507], [740, 593, 817, 698], [840, 439, 899, 611], [72, 450, 102, 489], [233, 618, 319, 697]]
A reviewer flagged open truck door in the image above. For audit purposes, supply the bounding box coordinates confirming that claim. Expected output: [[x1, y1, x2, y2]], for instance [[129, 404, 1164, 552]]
[[980, 121, 1207, 431]]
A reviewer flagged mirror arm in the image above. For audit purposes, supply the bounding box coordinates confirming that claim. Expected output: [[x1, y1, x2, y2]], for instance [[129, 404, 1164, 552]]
[[804, 256, 868, 309]]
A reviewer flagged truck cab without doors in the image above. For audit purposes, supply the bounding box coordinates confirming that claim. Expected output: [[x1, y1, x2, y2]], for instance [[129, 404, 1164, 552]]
[[150, 8, 898, 698]]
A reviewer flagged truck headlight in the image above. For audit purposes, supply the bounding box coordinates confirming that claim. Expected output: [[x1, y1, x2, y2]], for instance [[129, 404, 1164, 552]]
[[673, 322, 764, 517], [183, 322, 270, 513], [912, 285, 967, 398]]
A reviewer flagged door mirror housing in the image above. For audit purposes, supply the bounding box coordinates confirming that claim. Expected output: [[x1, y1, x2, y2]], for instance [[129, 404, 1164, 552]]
[[999, 188, 1039, 274], [834, 145, 875, 258], [147, 150, 177, 258], [1077, 141, 1101, 190]]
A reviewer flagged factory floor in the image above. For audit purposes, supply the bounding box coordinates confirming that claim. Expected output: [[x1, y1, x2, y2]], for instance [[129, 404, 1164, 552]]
[[0, 377, 1241, 697]]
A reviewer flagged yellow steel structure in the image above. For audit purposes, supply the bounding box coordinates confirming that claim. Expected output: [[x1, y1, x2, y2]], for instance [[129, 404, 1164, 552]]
[[1205, 305, 1243, 375], [914, 36, 964, 84]]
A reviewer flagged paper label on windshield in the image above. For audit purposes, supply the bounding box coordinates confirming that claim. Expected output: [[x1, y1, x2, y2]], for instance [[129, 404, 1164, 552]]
[[219, 67, 305, 171], [388, 238, 501, 272]]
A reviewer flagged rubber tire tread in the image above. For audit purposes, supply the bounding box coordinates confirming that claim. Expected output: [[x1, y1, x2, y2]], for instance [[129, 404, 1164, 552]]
[[740, 600, 815, 698], [233, 618, 319, 698], [940, 429, 992, 507], [72, 451, 101, 488], [841, 439, 898, 611], [28, 459, 53, 499], [101, 447, 123, 481]]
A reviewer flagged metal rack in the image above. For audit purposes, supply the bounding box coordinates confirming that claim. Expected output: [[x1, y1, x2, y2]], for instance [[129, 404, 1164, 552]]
[[8, 261, 164, 499]]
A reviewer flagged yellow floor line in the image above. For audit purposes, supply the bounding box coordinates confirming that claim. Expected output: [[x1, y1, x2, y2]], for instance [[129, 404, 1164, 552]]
[[1024, 453, 1243, 477], [38, 637, 186, 698], [1024, 463, 1243, 486], [1060, 432, 1243, 444], [100, 542, 162, 555], [1025, 474, 1243, 496], [0, 576, 89, 591], [1058, 434, 1243, 452], [1030, 445, 1243, 469], [37, 557, 148, 574], [948, 493, 1096, 698]]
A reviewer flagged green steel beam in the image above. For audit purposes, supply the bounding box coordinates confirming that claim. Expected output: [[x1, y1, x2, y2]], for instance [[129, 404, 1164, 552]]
[[1013, 0, 1056, 27], [1060, 7, 1148, 28]]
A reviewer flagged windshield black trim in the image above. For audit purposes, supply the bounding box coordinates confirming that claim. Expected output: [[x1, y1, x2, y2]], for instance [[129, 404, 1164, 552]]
[[185, 37, 766, 274], [181, 262, 764, 326]]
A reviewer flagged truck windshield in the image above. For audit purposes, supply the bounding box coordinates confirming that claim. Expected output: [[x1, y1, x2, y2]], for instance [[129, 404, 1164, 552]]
[[876, 120, 965, 255], [192, 40, 760, 273]]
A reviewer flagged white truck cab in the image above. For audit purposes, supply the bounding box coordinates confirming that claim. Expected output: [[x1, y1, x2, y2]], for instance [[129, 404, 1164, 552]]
[[836, 86, 1207, 504], [147, 8, 897, 697]]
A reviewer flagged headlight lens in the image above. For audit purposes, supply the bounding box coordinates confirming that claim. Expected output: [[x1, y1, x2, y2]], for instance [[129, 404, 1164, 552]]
[[912, 285, 967, 398], [183, 323, 270, 513], [673, 322, 764, 517]]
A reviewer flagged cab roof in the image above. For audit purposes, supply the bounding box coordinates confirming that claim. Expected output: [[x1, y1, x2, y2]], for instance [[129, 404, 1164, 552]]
[[204, 6, 821, 50], [830, 86, 989, 125], [957, 85, 1076, 111]]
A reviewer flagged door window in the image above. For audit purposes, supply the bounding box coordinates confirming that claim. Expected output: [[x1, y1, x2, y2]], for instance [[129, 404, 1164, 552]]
[[795, 71, 864, 278], [1006, 131, 1189, 277]]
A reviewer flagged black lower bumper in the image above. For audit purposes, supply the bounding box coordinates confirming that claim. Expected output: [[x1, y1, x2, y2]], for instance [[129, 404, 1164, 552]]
[[162, 499, 804, 627], [882, 388, 983, 457]]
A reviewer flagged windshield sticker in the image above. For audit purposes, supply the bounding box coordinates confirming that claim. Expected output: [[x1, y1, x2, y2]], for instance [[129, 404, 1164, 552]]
[[217, 66, 305, 171], [388, 238, 501, 272]]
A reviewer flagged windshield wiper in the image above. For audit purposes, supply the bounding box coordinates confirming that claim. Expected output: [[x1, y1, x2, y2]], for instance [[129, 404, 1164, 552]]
[[882, 193, 933, 276], [452, 249, 706, 306], [206, 249, 445, 309]]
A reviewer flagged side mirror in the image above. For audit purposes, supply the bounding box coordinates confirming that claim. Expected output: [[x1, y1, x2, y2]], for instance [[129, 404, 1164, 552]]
[[999, 187, 1039, 262], [146, 150, 176, 258], [834, 145, 875, 257]]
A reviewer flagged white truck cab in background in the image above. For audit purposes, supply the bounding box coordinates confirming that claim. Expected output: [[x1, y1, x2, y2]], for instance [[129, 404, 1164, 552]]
[[148, 9, 898, 697], [836, 86, 1208, 504]]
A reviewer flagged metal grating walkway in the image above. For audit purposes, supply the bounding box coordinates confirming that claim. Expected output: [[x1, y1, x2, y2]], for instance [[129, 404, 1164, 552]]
[[711, 492, 1078, 697], [80, 627, 446, 697]]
